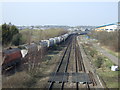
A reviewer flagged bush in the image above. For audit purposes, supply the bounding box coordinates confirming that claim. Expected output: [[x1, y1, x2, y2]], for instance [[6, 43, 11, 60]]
[[94, 56, 104, 68], [12, 33, 22, 46], [90, 48, 97, 57]]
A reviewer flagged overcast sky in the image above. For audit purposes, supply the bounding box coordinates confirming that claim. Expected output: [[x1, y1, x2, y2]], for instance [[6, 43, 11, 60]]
[[1, 2, 118, 26]]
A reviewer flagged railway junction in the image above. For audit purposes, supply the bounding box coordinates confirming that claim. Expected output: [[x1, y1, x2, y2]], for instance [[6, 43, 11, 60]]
[[2, 33, 108, 89]]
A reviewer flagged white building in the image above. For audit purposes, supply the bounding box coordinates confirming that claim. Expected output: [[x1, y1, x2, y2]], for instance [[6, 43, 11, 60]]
[[95, 22, 119, 32]]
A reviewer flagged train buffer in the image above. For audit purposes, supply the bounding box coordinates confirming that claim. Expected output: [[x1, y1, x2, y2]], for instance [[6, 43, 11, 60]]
[[48, 72, 92, 84]]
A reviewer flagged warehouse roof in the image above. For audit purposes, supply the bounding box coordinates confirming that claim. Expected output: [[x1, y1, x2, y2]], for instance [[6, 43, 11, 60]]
[[96, 22, 118, 28]]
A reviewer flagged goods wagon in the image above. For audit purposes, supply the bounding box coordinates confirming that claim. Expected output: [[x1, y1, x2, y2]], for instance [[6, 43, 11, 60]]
[[49, 38, 55, 46], [2, 33, 71, 71], [62, 34, 68, 41], [52, 38, 57, 44], [59, 36, 64, 42], [40, 40, 50, 47], [57, 37, 61, 43], [80, 32, 87, 35], [2, 48, 22, 70], [19, 43, 38, 55], [54, 37, 60, 44], [20, 49, 28, 58]]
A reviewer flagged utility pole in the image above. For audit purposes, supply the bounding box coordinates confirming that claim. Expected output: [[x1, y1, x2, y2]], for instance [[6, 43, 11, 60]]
[[28, 30, 31, 45]]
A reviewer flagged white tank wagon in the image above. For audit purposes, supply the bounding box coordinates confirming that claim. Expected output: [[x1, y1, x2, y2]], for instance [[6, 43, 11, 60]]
[[57, 36, 62, 43], [59, 36, 65, 42], [61, 34, 69, 41], [49, 38, 55, 46], [40, 40, 50, 47], [52, 38, 57, 44], [54, 37, 60, 44], [39, 33, 71, 48], [59, 36, 64, 42]]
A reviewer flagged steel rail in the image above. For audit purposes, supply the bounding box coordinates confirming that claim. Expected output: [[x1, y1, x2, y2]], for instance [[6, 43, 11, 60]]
[[74, 36, 79, 90], [61, 37, 73, 90], [48, 35, 73, 90], [76, 36, 91, 90]]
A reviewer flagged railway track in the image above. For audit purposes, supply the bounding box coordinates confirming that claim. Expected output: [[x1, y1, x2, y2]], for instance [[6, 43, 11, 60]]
[[74, 36, 90, 90], [48, 35, 73, 89], [47, 35, 96, 89]]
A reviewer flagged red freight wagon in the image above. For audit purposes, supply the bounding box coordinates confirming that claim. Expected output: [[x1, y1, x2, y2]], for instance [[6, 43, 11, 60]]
[[2, 48, 22, 70]]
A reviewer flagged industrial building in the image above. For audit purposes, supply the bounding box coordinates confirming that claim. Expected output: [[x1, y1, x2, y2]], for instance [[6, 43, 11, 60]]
[[95, 22, 119, 32]]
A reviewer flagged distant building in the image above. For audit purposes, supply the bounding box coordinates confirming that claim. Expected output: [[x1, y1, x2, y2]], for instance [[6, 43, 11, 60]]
[[95, 22, 119, 32]]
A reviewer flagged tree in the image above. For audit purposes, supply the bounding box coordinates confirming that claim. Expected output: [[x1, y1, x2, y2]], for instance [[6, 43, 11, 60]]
[[2, 23, 20, 46], [12, 33, 22, 46], [2, 23, 11, 45]]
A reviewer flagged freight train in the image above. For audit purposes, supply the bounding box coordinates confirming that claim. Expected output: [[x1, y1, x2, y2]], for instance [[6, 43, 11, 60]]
[[2, 33, 72, 70]]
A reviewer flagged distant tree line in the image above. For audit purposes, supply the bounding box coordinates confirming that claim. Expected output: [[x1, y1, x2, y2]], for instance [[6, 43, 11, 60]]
[[2, 23, 22, 47], [19, 28, 68, 44], [2, 23, 68, 48]]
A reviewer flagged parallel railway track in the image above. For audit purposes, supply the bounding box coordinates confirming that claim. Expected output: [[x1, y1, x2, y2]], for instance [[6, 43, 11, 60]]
[[48, 35, 94, 90], [48, 35, 73, 90], [74, 36, 90, 90]]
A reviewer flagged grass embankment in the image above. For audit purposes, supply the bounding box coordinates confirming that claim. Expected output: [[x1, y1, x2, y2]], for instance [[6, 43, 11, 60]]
[[82, 41, 119, 88], [19, 28, 68, 44], [88, 30, 119, 54]]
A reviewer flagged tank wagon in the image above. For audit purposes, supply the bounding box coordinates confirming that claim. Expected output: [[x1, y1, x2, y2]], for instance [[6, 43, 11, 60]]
[[2, 33, 72, 70], [39, 33, 70, 48], [40, 40, 50, 47], [19, 43, 38, 55], [2, 48, 22, 70], [49, 38, 55, 47], [54, 37, 60, 44]]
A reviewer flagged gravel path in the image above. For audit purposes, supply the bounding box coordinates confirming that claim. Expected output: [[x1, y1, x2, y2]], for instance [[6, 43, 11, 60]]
[[93, 44, 119, 66]]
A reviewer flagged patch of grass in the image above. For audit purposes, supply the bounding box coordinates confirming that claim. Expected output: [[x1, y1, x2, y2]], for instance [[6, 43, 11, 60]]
[[2, 71, 31, 88], [44, 55, 53, 61], [103, 58, 113, 68], [97, 69, 119, 88], [23, 76, 37, 88], [82, 42, 119, 88]]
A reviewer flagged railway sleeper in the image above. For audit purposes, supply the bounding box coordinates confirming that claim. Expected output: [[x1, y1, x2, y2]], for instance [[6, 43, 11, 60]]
[[88, 71, 97, 86], [48, 72, 92, 84]]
